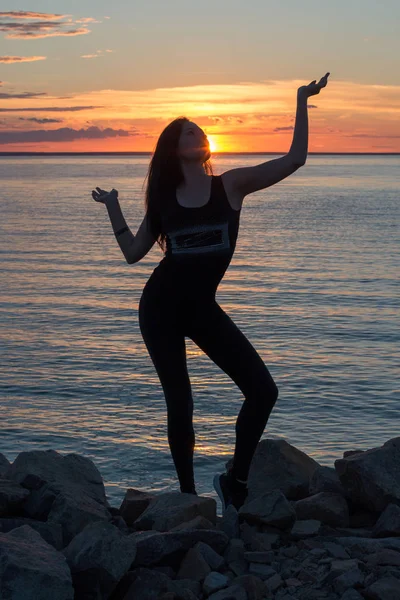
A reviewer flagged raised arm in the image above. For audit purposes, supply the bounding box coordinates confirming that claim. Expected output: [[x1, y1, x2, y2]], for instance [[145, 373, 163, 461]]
[[222, 73, 330, 198]]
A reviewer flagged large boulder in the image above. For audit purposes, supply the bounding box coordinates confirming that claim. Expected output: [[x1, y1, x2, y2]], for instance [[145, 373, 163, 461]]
[[131, 529, 229, 568], [372, 503, 400, 537], [5, 449, 110, 509], [0, 453, 11, 478], [46, 488, 112, 545], [334, 437, 400, 512], [309, 465, 345, 495], [0, 478, 30, 517], [4, 450, 113, 545], [132, 492, 217, 531], [119, 488, 154, 525], [239, 490, 296, 530], [0, 524, 74, 599], [231, 438, 320, 502], [293, 492, 350, 527], [0, 517, 63, 550], [62, 520, 137, 599]]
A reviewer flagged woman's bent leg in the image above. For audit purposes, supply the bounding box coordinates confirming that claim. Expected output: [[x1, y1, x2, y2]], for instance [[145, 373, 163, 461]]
[[139, 295, 196, 493], [185, 301, 279, 483]]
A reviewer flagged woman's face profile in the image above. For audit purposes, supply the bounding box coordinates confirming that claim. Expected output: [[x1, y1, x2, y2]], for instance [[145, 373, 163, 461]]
[[177, 121, 210, 162]]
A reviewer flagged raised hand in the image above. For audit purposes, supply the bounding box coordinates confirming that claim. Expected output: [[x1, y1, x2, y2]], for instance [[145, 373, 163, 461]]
[[298, 72, 330, 98], [91, 187, 118, 204]]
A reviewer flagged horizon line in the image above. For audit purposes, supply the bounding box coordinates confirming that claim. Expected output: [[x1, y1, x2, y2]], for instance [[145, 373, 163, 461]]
[[0, 151, 399, 156]]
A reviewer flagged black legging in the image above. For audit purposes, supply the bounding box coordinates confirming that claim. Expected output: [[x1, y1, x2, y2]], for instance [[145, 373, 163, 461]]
[[139, 292, 279, 494]]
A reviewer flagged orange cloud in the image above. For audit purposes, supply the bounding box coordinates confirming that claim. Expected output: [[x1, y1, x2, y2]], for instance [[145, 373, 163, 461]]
[[0, 55, 46, 63], [0, 106, 102, 112], [0, 23, 90, 39], [0, 10, 96, 39], [0, 11, 70, 19]]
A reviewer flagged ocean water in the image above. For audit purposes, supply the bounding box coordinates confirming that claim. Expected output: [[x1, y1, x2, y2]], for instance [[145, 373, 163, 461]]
[[1, 153, 399, 510]]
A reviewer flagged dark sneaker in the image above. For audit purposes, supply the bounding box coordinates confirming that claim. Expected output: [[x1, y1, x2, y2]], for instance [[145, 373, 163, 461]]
[[213, 471, 248, 513]]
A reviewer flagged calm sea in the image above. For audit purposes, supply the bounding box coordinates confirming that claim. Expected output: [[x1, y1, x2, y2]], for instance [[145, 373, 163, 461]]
[[1, 154, 399, 510]]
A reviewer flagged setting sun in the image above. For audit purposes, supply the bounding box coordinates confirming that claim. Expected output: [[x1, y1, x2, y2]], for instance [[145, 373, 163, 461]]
[[207, 136, 217, 153]]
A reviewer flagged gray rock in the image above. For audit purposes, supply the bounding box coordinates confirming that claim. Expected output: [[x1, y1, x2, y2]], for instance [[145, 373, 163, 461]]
[[131, 528, 229, 567], [166, 577, 202, 597], [228, 558, 248, 577], [232, 438, 320, 502], [133, 491, 217, 531], [364, 575, 400, 599], [152, 565, 176, 578], [218, 503, 241, 539], [203, 571, 230, 595], [119, 488, 154, 525], [62, 520, 137, 597], [290, 519, 321, 538], [5, 449, 110, 508], [334, 437, 400, 512], [119, 567, 171, 600], [239, 489, 296, 530], [0, 453, 11, 478], [366, 549, 400, 567], [176, 545, 211, 581], [21, 481, 59, 520], [309, 547, 327, 558], [373, 503, 400, 537], [0, 517, 63, 550], [233, 573, 268, 600], [309, 465, 345, 496], [244, 550, 275, 563], [224, 538, 246, 563], [334, 536, 400, 554], [264, 572, 282, 592], [333, 568, 364, 595], [208, 584, 247, 600], [349, 508, 378, 528], [322, 541, 350, 559], [248, 562, 276, 580], [0, 524, 73, 600], [340, 589, 364, 600], [47, 487, 111, 545], [294, 492, 349, 527], [0, 478, 30, 517], [195, 540, 226, 570], [281, 544, 299, 558], [171, 514, 216, 531]]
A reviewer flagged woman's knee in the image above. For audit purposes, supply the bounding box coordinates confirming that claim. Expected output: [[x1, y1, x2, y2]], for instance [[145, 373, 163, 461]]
[[262, 375, 279, 409]]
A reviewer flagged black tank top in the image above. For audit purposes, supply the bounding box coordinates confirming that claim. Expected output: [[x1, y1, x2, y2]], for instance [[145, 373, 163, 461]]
[[143, 174, 241, 302]]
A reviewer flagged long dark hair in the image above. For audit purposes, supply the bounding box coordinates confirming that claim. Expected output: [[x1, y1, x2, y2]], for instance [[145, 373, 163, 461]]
[[143, 116, 213, 253]]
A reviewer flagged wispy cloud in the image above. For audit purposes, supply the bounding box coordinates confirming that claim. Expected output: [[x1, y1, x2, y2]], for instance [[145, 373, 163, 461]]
[[0, 10, 96, 39], [0, 125, 132, 144], [0, 106, 102, 112], [81, 49, 112, 59], [0, 55, 47, 63], [0, 22, 90, 39], [0, 11, 70, 19], [19, 117, 64, 123], [0, 91, 48, 99], [75, 17, 101, 24]]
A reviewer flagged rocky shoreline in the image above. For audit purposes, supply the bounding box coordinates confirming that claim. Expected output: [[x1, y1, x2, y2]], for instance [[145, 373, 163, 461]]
[[1, 436, 399, 600]]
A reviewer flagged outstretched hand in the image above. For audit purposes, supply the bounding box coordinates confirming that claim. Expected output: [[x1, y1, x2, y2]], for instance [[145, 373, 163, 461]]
[[298, 72, 330, 98], [91, 187, 118, 204]]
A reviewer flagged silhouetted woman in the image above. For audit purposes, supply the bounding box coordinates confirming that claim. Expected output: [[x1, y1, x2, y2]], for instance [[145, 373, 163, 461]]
[[92, 73, 330, 512]]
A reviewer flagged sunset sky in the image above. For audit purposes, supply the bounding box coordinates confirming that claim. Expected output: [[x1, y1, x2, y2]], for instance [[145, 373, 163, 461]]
[[1, 0, 399, 153]]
